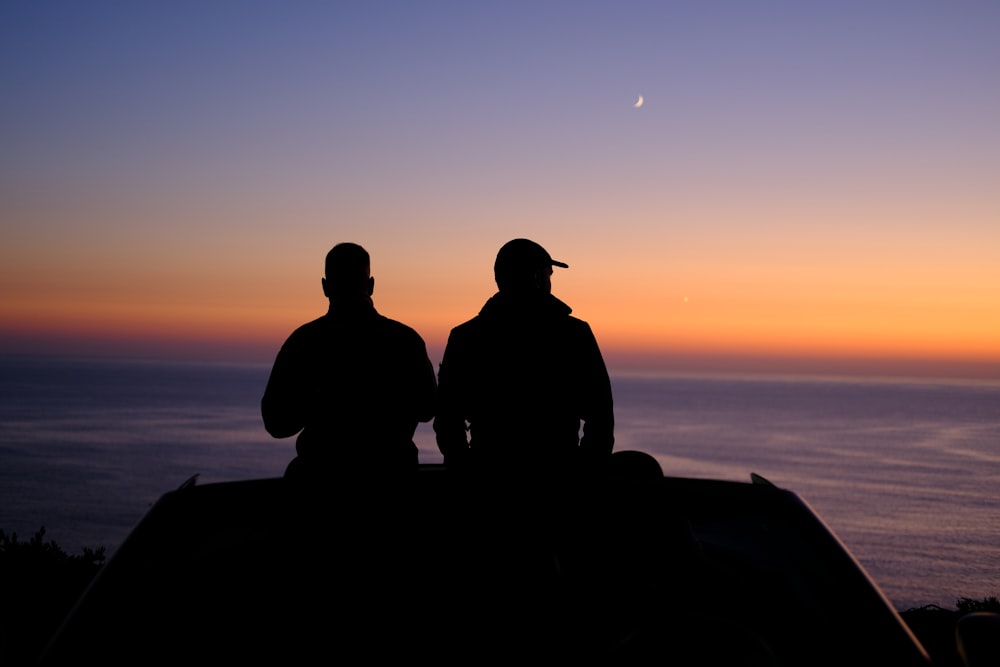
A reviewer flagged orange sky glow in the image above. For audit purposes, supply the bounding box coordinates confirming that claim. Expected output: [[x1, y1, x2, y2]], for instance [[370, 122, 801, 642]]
[[2, 3, 998, 381]]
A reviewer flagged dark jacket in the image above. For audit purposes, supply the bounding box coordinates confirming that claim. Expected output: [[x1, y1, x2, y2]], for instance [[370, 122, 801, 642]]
[[262, 298, 436, 469], [434, 291, 614, 470]]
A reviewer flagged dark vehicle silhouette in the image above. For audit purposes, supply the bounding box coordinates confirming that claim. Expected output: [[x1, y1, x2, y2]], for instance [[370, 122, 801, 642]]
[[38, 454, 996, 665]]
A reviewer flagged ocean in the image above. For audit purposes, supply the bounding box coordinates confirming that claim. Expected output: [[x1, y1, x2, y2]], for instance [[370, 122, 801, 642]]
[[1, 354, 998, 612]]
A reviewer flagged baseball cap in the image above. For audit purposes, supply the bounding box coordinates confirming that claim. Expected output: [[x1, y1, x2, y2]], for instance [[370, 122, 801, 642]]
[[494, 239, 569, 281]]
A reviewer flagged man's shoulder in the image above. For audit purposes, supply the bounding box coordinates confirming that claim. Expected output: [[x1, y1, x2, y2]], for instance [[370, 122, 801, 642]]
[[447, 313, 490, 340], [378, 314, 422, 334], [375, 313, 428, 342], [283, 312, 424, 341], [450, 313, 480, 331], [284, 315, 329, 339], [564, 313, 593, 330], [450, 307, 589, 328]]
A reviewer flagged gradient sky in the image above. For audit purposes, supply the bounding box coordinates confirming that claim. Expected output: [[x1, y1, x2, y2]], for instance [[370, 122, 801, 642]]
[[3, 1, 999, 379]]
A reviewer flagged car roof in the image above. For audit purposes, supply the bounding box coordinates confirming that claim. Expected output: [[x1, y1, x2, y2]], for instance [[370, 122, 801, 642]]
[[41, 460, 932, 665]]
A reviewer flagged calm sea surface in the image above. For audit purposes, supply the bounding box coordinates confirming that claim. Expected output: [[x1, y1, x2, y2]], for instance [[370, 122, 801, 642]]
[[1, 354, 998, 611]]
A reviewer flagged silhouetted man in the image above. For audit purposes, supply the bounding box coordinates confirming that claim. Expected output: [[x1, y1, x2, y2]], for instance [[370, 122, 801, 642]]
[[434, 238, 614, 475], [262, 242, 436, 477]]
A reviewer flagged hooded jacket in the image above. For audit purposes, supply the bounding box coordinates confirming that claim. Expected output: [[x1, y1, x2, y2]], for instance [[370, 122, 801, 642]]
[[434, 291, 614, 470]]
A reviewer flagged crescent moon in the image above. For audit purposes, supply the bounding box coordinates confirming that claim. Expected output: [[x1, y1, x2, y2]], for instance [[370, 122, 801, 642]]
[[634, 95, 644, 108]]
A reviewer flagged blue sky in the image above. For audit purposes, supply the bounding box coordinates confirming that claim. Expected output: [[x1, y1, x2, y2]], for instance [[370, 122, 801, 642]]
[[3, 1, 999, 378]]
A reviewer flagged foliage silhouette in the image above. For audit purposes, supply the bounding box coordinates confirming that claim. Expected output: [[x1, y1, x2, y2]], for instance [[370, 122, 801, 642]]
[[957, 596, 1000, 614], [1, 528, 105, 666]]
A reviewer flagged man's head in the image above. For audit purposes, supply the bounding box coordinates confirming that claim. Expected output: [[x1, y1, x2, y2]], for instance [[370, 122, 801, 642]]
[[322, 242, 374, 299], [493, 238, 569, 294]]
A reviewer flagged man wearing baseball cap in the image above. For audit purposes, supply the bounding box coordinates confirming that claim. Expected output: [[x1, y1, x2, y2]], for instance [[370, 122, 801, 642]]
[[434, 238, 614, 475]]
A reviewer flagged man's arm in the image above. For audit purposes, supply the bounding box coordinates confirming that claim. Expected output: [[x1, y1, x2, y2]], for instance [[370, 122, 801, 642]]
[[578, 324, 615, 457], [433, 330, 472, 462], [261, 342, 306, 439], [410, 333, 437, 424]]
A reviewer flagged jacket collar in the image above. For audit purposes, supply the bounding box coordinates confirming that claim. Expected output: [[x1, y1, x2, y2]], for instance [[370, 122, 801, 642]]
[[327, 295, 377, 318], [479, 291, 572, 319]]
